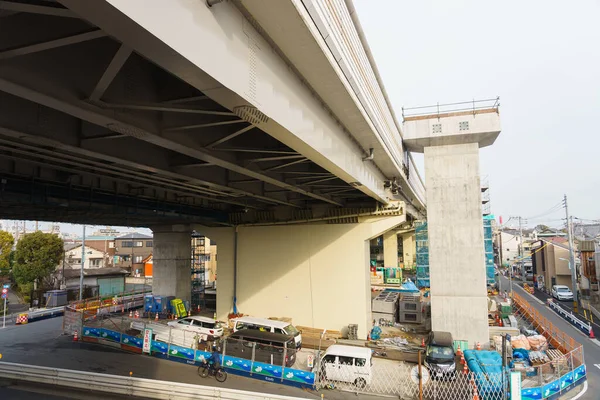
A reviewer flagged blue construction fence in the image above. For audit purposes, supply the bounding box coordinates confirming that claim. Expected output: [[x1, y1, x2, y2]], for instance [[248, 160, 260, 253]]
[[81, 326, 315, 389], [521, 364, 586, 400], [415, 218, 496, 288]]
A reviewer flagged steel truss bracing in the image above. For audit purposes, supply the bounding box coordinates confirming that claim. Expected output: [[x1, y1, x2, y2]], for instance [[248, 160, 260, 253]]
[[0, 0, 374, 226]]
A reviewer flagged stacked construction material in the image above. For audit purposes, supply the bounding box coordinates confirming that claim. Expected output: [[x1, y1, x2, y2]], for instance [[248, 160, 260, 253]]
[[372, 291, 400, 324]]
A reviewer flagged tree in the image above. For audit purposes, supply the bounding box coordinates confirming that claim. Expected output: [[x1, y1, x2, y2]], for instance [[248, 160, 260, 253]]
[[13, 231, 63, 287], [0, 230, 14, 275]]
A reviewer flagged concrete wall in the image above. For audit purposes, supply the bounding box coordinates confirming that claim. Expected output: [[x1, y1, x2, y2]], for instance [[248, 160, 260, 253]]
[[198, 215, 405, 339], [425, 143, 489, 345]]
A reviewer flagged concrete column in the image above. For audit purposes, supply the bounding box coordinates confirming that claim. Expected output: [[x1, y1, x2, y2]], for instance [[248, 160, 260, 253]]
[[383, 230, 398, 268], [425, 143, 489, 345], [152, 225, 192, 302], [193, 213, 405, 339], [402, 233, 415, 268]]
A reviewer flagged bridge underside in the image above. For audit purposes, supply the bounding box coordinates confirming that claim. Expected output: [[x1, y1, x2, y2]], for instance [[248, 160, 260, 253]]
[[0, 0, 386, 227]]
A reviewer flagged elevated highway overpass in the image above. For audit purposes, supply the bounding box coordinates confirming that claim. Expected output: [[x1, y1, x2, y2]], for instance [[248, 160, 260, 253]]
[[0, 0, 498, 343], [0, 0, 424, 228]]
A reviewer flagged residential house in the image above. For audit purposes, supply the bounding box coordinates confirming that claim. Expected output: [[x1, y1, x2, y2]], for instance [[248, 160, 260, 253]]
[[578, 240, 598, 295], [64, 243, 108, 270], [495, 229, 533, 266], [114, 233, 153, 275], [531, 237, 575, 293], [82, 235, 117, 266]]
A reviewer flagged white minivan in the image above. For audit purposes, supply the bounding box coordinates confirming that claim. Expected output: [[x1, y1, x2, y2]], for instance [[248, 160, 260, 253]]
[[232, 316, 302, 349], [317, 345, 372, 389]]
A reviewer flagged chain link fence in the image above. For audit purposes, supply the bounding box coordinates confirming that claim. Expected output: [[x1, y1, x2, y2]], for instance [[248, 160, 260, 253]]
[[314, 355, 508, 400]]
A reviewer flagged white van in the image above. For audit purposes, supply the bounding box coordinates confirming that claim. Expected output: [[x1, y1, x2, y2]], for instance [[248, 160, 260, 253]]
[[232, 316, 302, 349], [318, 345, 372, 388]]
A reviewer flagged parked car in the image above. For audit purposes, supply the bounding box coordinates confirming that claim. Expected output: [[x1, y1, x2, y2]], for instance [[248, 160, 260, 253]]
[[232, 316, 302, 349], [425, 331, 456, 380], [551, 285, 573, 301], [316, 344, 372, 389], [167, 316, 224, 337], [225, 329, 297, 367]]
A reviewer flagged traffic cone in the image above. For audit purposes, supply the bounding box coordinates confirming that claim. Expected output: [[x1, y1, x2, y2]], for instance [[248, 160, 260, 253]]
[[73, 330, 79, 342], [175, 314, 178, 320], [129, 310, 133, 318], [155, 312, 159, 322], [135, 310, 139, 319], [463, 364, 468, 375], [456, 343, 462, 357], [590, 327, 596, 339], [421, 338, 425, 347], [197, 305, 201, 313], [471, 375, 480, 400], [460, 352, 466, 365]]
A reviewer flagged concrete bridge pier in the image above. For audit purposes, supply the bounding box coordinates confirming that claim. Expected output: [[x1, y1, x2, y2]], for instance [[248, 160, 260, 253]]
[[403, 104, 501, 346], [151, 225, 192, 303]]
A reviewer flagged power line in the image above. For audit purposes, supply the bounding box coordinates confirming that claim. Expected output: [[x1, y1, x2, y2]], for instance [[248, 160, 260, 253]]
[[523, 201, 564, 220]]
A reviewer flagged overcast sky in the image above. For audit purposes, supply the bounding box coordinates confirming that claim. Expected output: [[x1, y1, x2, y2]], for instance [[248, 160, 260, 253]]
[[354, 0, 600, 228]]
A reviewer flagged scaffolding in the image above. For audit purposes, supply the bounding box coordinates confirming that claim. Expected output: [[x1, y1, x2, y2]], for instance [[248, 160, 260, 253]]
[[191, 232, 206, 311], [415, 221, 430, 288], [484, 217, 495, 284], [415, 219, 495, 288]]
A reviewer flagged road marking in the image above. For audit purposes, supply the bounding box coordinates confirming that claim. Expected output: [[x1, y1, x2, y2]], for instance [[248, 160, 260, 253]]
[[591, 339, 600, 348], [570, 381, 588, 400]]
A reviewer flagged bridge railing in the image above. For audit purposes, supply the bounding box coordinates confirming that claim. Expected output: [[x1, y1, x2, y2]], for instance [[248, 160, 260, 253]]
[[307, 0, 425, 203], [402, 97, 500, 119]]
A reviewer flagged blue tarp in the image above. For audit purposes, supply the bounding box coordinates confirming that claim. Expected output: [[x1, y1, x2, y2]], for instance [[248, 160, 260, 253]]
[[400, 281, 419, 292], [464, 350, 504, 400]]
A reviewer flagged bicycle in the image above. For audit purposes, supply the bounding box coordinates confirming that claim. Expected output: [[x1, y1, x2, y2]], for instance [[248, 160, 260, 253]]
[[197, 361, 228, 383]]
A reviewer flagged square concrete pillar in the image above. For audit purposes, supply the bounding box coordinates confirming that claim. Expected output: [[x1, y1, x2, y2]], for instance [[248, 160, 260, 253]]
[[424, 143, 489, 345], [383, 230, 398, 269], [401, 233, 415, 268], [152, 226, 192, 302]]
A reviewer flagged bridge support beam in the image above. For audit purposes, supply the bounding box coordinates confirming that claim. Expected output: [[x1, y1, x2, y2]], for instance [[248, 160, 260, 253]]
[[152, 225, 192, 304], [197, 214, 405, 339]]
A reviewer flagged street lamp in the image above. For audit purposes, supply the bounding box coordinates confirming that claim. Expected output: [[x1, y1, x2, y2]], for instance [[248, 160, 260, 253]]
[[559, 257, 578, 310]]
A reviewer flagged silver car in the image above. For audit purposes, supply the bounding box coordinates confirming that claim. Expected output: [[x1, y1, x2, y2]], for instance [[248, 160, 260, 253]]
[[551, 285, 573, 301]]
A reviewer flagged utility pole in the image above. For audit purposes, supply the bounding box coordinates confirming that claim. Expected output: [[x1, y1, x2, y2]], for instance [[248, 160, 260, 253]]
[[564, 195, 578, 313], [79, 225, 86, 301], [518, 216, 525, 275]]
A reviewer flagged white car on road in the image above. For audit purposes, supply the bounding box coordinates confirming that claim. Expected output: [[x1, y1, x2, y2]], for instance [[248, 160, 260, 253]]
[[551, 285, 573, 301], [167, 316, 224, 337]]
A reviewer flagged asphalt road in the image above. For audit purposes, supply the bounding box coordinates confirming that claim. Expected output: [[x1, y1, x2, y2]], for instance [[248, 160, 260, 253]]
[[498, 275, 596, 399], [0, 317, 383, 400]]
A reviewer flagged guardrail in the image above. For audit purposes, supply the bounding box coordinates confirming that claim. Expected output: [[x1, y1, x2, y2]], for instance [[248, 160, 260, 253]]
[[0, 361, 308, 400], [512, 293, 580, 354], [547, 299, 594, 337]]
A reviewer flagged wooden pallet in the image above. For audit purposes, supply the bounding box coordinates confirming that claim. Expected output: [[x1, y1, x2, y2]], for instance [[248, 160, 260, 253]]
[[547, 349, 568, 367]]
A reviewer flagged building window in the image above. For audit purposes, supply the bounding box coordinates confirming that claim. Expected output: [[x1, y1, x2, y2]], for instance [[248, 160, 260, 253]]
[[146, 241, 153, 247], [134, 255, 143, 263], [122, 241, 133, 248], [134, 241, 143, 247], [108, 242, 115, 249], [90, 259, 101, 267]]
